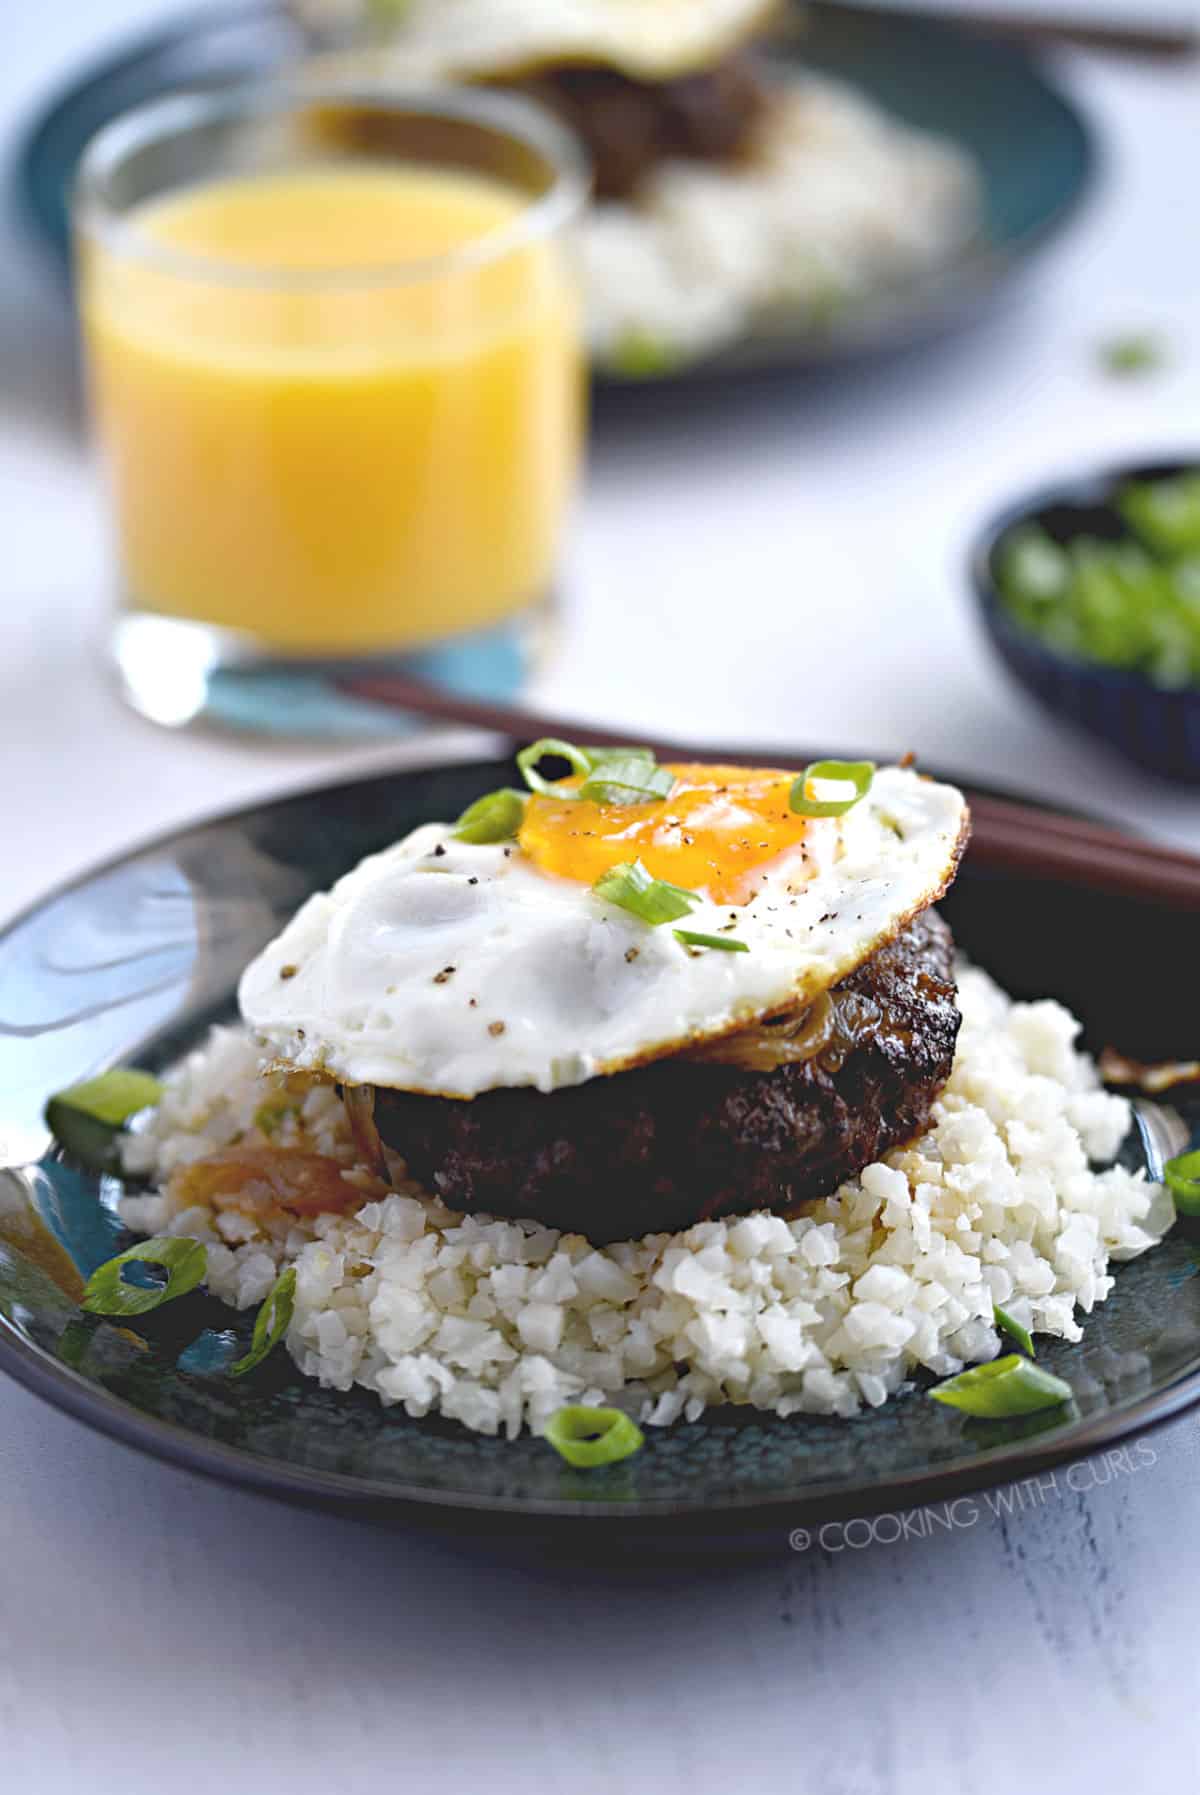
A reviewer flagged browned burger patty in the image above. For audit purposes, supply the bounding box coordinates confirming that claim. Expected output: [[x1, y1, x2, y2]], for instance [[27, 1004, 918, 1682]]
[[372, 908, 960, 1244], [504, 56, 769, 199]]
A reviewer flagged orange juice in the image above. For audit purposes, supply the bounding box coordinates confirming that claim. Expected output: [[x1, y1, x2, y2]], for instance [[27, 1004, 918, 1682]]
[[80, 164, 582, 653]]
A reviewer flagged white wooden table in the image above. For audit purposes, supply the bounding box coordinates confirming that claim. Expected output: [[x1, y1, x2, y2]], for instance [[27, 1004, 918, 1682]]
[[3, 7, 1200, 1789]]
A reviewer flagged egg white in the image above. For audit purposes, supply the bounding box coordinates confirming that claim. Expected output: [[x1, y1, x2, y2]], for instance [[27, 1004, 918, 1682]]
[[326, 0, 779, 81], [238, 766, 968, 1098]]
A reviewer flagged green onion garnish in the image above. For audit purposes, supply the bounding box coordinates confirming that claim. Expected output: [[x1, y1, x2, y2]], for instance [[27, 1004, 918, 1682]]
[[930, 1354, 1072, 1418], [45, 1067, 164, 1171], [993, 1302, 1035, 1358], [253, 1097, 299, 1138], [1099, 333, 1165, 378], [995, 472, 1200, 690], [608, 329, 685, 380], [593, 859, 697, 926], [231, 1267, 297, 1377], [517, 739, 675, 807], [789, 760, 875, 819], [673, 929, 749, 954], [48, 1068, 163, 1125], [82, 1236, 208, 1317], [516, 738, 595, 794], [543, 1404, 644, 1468], [1120, 471, 1200, 559], [453, 787, 528, 844], [1164, 1148, 1200, 1216], [578, 756, 675, 806]]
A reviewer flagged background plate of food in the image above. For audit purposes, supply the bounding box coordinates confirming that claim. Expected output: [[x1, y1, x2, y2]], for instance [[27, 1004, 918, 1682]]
[[17, 0, 1095, 382], [1, 749, 1197, 1553]]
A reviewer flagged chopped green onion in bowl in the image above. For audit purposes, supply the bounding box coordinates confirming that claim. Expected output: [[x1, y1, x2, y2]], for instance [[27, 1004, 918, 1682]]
[[930, 1353, 1072, 1418], [994, 469, 1200, 691], [993, 1302, 1035, 1358], [543, 1404, 644, 1468], [789, 760, 875, 819], [593, 859, 697, 926], [1164, 1148, 1200, 1216], [1120, 470, 1200, 559], [82, 1236, 208, 1317], [45, 1067, 163, 1172], [454, 787, 528, 844]]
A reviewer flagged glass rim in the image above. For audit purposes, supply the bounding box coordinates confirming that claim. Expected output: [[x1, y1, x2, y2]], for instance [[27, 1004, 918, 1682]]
[[74, 81, 591, 291]]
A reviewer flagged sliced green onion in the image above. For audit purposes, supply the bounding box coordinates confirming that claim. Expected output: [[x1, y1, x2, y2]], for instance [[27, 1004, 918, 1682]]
[[46, 1067, 164, 1171], [996, 475, 1200, 689], [1099, 333, 1165, 378], [608, 329, 686, 379], [516, 738, 594, 795], [231, 1266, 297, 1377], [789, 760, 875, 819], [1121, 471, 1200, 559], [930, 1353, 1072, 1418], [1164, 1148, 1200, 1217], [578, 757, 675, 806], [253, 1097, 298, 1139], [48, 1068, 163, 1125], [593, 859, 697, 926], [673, 929, 749, 954], [993, 1302, 1035, 1358], [82, 1236, 207, 1318], [453, 787, 527, 844], [517, 739, 675, 806], [544, 1404, 644, 1468], [586, 744, 656, 768]]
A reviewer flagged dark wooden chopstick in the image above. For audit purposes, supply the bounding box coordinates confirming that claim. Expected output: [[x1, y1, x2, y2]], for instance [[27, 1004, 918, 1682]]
[[962, 797, 1200, 907], [959, 12, 1197, 55], [337, 672, 1200, 910], [765, 1, 1195, 55]]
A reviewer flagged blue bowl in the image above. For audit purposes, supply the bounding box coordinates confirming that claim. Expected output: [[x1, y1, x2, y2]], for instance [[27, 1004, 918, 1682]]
[[971, 460, 1200, 783]]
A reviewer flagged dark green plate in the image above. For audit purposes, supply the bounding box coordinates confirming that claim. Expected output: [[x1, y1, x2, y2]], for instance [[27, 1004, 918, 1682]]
[[13, 1, 1095, 382], [0, 756, 1197, 1552]]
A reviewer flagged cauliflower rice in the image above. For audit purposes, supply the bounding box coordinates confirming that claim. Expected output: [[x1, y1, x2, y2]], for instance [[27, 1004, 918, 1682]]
[[119, 966, 1171, 1439], [584, 73, 981, 365]]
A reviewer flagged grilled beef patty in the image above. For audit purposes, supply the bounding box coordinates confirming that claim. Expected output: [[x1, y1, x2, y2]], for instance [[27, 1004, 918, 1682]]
[[372, 908, 960, 1244], [504, 56, 769, 198]]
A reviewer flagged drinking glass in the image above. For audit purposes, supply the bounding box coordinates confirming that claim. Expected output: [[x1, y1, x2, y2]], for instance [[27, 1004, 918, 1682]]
[[75, 84, 588, 734]]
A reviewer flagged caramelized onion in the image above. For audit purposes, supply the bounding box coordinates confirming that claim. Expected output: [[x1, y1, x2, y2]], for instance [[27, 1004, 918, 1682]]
[[688, 988, 884, 1073], [342, 1082, 389, 1180], [168, 1147, 367, 1218]]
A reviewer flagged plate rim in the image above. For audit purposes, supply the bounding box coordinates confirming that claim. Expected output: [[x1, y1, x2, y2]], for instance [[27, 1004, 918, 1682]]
[[4, 1289, 1198, 1526], [0, 752, 1193, 1528]]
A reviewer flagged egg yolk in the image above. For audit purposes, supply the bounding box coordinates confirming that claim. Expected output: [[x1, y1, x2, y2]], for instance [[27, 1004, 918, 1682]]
[[517, 763, 817, 904]]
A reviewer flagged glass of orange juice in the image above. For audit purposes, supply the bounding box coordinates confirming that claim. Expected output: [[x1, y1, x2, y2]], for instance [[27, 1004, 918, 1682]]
[[75, 85, 588, 734]]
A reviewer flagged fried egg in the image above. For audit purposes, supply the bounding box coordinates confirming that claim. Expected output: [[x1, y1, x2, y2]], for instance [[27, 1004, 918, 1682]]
[[321, 0, 781, 82], [238, 762, 969, 1098]]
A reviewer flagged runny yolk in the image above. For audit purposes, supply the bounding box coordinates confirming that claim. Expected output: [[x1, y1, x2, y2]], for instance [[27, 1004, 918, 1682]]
[[517, 763, 816, 905]]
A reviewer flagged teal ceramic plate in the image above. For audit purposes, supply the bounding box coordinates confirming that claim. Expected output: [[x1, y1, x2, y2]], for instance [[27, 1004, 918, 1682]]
[[14, 1, 1094, 382], [0, 757, 1197, 1551]]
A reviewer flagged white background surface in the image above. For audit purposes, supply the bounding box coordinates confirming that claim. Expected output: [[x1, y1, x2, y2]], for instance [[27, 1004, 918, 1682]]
[[2, 6, 1200, 1791]]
